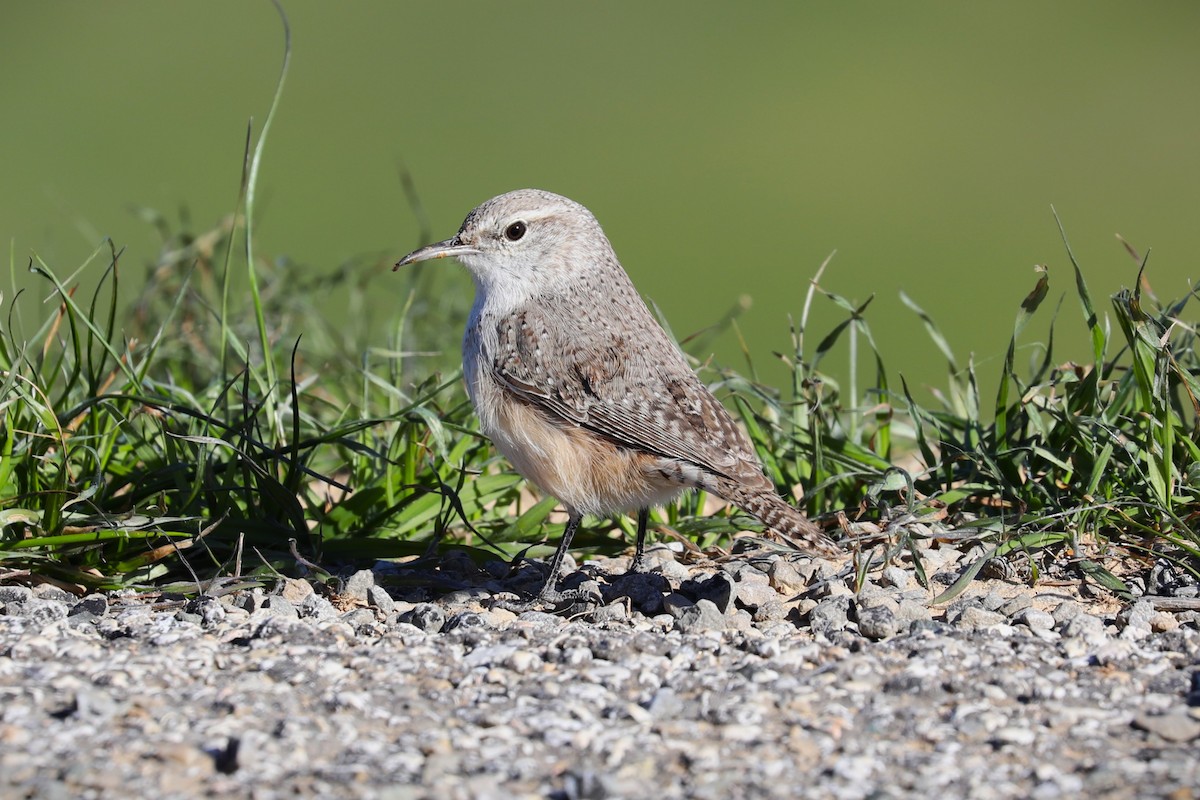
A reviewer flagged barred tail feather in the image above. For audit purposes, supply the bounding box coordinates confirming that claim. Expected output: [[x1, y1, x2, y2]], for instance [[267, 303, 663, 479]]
[[724, 484, 840, 557]]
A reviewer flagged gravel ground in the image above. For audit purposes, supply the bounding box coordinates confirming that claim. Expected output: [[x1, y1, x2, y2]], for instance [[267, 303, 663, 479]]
[[1, 542, 1198, 800]]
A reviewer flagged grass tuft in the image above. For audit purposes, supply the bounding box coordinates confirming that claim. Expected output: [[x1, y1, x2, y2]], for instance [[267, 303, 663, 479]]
[[4, 201, 1198, 596]]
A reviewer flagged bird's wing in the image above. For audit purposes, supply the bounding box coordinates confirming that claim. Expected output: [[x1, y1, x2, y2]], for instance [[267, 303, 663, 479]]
[[491, 306, 763, 484]]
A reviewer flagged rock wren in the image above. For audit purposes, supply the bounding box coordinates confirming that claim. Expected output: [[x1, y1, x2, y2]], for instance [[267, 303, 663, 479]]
[[395, 189, 838, 603]]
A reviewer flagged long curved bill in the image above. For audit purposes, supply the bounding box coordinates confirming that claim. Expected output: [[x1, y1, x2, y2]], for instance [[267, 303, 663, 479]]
[[393, 236, 481, 270]]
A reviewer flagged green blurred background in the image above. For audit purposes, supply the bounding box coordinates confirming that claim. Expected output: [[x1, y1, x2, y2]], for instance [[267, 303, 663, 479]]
[[3, 1, 1198, 400]]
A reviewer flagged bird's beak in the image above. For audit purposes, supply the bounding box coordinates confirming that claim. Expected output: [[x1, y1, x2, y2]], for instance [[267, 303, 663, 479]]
[[393, 236, 480, 271]]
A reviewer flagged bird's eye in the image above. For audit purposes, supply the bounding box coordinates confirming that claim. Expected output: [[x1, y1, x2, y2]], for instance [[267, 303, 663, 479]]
[[504, 221, 527, 241]]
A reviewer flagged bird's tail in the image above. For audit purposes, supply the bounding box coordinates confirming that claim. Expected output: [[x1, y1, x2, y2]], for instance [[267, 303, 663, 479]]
[[721, 482, 840, 557]]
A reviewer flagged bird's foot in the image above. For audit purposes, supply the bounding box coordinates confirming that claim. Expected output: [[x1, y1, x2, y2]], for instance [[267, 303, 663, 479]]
[[629, 553, 653, 575], [493, 582, 602, 616]]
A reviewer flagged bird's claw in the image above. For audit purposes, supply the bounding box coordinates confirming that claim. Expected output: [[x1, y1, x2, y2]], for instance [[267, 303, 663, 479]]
[[493, 585, 602, 615]]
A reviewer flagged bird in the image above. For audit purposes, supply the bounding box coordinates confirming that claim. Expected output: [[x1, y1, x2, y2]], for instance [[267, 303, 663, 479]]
[[395, 189, 839, 605]]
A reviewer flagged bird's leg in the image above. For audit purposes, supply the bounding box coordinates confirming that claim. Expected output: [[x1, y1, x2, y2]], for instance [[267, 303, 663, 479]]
[[630, 507, 651, 574], [533, 510, 583, 602], [499, 510, 599, 611]]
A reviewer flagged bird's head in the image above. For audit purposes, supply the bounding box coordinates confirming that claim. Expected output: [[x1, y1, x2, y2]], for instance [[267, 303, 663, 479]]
[[394, 189, 617, 301]]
